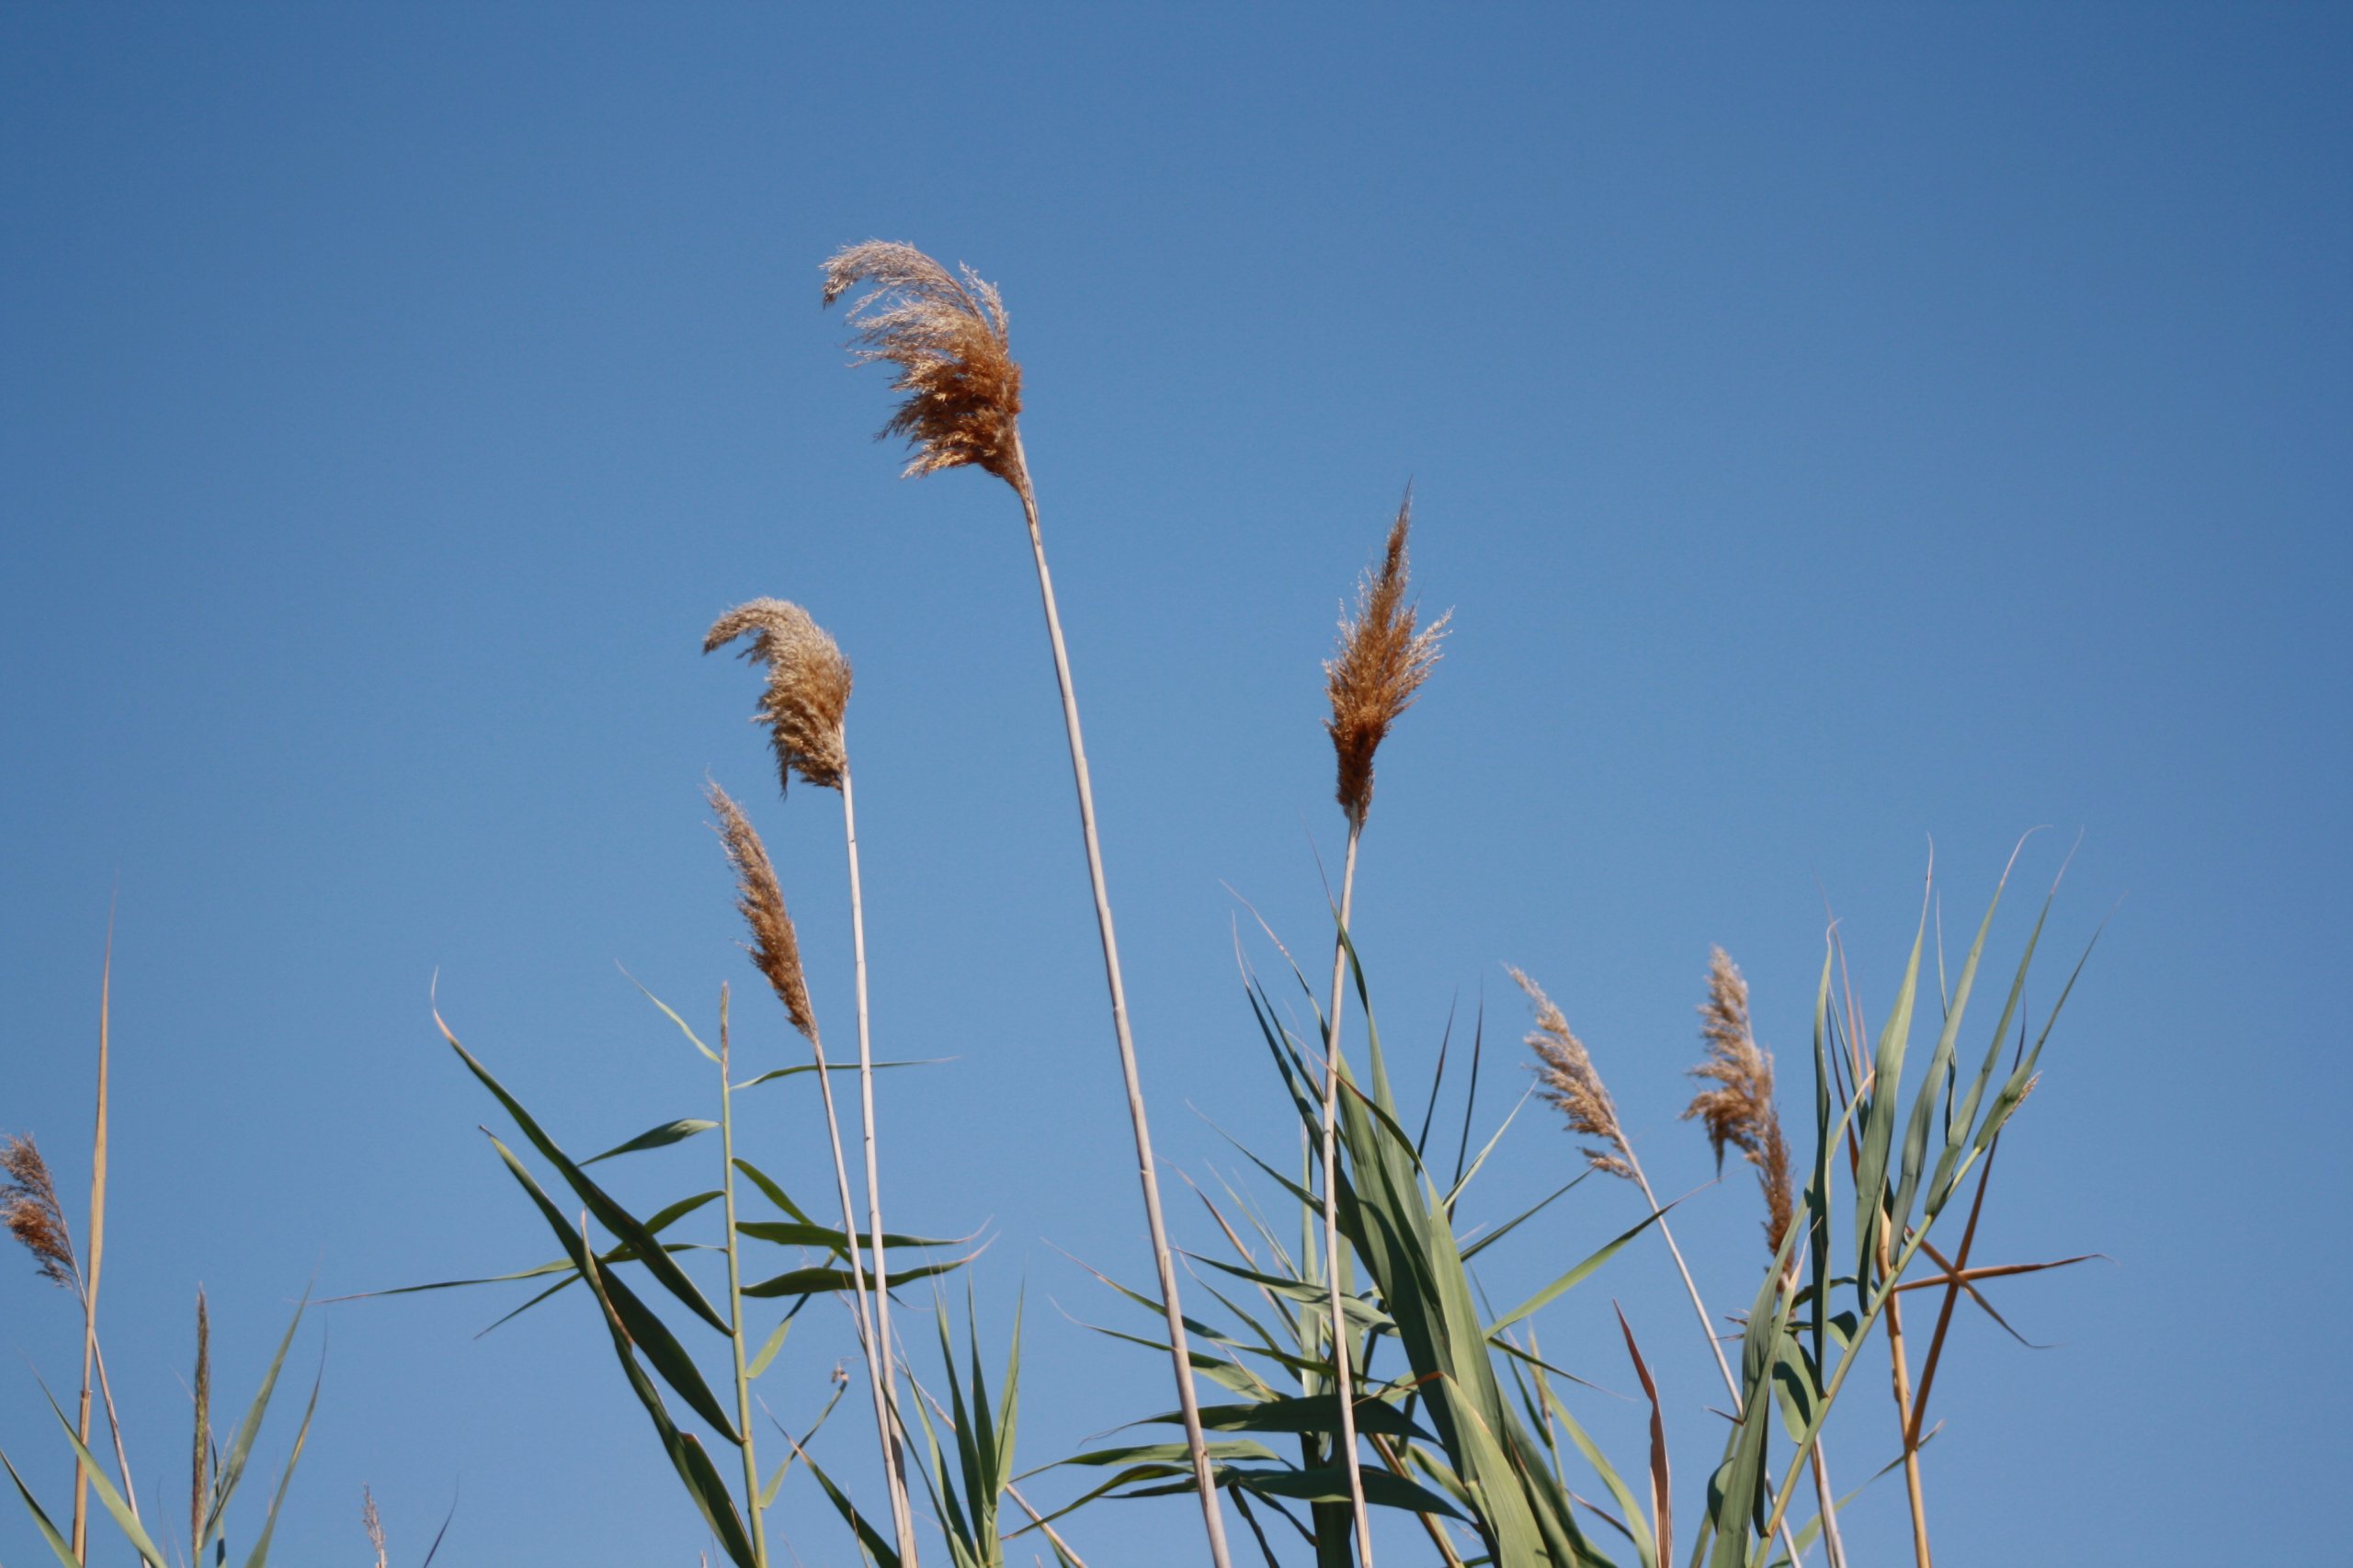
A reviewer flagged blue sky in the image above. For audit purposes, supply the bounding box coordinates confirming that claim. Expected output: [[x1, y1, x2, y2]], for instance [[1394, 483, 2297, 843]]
[[3, 5, 2347, 1564]]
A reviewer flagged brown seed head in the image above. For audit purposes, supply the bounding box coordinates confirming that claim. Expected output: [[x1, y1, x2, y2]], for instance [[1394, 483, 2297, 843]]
[[708, 783, 820, 1045], [1324, 493, 1449, 825], [193, 1289, 212, 1551], [822, 241, 1025, 486], [1681, 948, 1794, 1252], [705, 598, 853, 795], [1, 1133, 77, 1289], [1507, 969, 1631, 1180]]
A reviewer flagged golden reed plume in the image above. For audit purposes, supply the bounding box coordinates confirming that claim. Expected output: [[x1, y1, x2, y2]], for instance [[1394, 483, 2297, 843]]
[[2, 1133, 77, 1289], [708, 783, 819, 1044], [823, 242, 1023, 485], [1508, 970, 1632, 1179], [706, 599, 853, 796], [1683, 947, 1794, 1251], [1325, 493, 1449, 825]]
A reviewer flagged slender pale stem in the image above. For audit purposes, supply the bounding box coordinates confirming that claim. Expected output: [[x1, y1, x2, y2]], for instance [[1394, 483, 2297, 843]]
[[1008, 437, 1234, 1568], [839, 762, 911, 1551], [74, 917, 114, 1559], [804, 1012, 918, 1562], [1620, 1155, 1805, 1568], [1318, 820, 1372, 1566], [719, 993, 769, 1568]]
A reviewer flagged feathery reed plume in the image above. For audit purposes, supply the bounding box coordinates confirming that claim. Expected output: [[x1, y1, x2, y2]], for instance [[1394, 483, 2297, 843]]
[[363, 1487, 388, 1568], [710, 785, 817, 1041], [1507, 970, 1631, 1179], [2, 1133, 77, 1288], [708, 781, 916, 1562], [824, 240, 1233, 1568], [823, 242, 1022, 483], [1324, 493, 1449, 826], [1510, 967, 1813, 1564], [706, 602, 911, 1562], [705, 599, 853, 795], [1683, 948, 1794, 1251], [191, 1290, 211, 1552]]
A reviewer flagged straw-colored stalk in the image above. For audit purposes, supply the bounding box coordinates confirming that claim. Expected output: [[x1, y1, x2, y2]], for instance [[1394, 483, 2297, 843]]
[[824, 240, 1233, 1568], [75, 923, 113, 1558], [710, 783, 916, 1562], [716, 987, 769, 1568], [1315, 494, 1446, 1566], [1683, 949, 1847, 1568], [1512, 970, 1811, 1568], [706, 602, 914, 1560]]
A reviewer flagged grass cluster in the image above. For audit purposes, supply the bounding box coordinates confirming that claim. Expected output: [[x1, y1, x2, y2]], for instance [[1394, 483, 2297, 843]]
[[4, 242, 2096, 1568]]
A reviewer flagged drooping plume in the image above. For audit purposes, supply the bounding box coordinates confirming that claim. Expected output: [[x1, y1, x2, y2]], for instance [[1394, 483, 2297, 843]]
[[705, 598, 853, 796], [1, 1133, 77, 1289], [709, 783, 819, 1045], [1508, 969, 1632, 1179], [1324, 493, 1449, 825], [1683, 948, 1794, 1252], [823, 242, 1024, 485]]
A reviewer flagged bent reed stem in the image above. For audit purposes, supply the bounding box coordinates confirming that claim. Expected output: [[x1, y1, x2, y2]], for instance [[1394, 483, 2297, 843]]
[[1009, 434, 1235, 1568], [1318, 819, 1373, 1566]]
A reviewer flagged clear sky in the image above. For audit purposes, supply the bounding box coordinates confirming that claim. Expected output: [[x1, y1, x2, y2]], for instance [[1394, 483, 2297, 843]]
[[4, 6, 2347, 1564]]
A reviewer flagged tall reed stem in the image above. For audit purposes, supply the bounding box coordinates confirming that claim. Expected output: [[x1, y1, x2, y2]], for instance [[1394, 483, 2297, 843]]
[[838, 760, 912, 1555], [72, 918, 113, 1561], [803, 996, 918, 1562], [718, 991, 769, 1568], [1008, 435, 1234, 1568], [1317, 820, 1373, 1565]]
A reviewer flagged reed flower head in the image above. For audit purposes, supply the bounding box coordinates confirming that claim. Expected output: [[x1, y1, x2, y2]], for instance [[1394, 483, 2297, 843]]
[[1682, 948, 1793, 1252], [1, 1133, 77, 1290], [705, 598, 853, 795], [1508, 969, 1631, 1179], [363, 1487, 387, 1568], [823, 241, 1024, 486], [1325, 493, 1449, 825], [709, 783, 820, 1045]]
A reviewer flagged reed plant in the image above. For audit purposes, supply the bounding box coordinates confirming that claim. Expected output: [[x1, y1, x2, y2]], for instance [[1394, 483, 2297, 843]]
[[4, 943, 320, 1568], [823, 240, 1235, 1568]]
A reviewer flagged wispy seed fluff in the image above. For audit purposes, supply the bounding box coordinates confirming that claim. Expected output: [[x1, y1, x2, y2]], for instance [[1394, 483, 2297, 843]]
[[1, 1133, 76, 1289], [1508, 970, 1632, 1180], [709, 783, 820, 1045], [705, 599, 853, 796], [1683, 948, 1795, 1252], [1325, 494, 1449, 825], [823, 241, 1024, 485]]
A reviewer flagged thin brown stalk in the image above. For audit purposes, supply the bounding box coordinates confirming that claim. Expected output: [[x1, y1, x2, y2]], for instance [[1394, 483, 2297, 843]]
[[709, 784, 915, 1562], [824, 242, 1232, 1568], [1878, 1221, 1932, 1568]]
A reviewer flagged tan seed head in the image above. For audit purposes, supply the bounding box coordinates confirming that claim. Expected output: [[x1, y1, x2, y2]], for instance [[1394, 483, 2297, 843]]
[[1, 1133, 76, 1290], [705, 598, 853, 796], [1508, 969, 1631, 1180], [823, 241, 1025, 487], [709, 783, 820, 1046], [1325, 493, 1449, 825], [1681, 947, 1794, 1252]]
